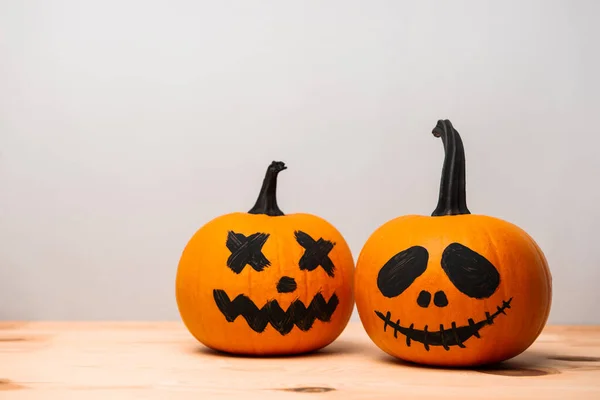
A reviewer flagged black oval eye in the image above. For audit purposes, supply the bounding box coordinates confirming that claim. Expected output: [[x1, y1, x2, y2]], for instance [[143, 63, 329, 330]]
[[377, 246, 429, 298], [441, 243, 500, 299]]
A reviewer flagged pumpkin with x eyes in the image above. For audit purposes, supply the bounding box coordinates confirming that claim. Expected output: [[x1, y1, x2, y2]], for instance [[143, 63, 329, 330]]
[[355, 120, 552, 367], [176, 161, 355, 355]]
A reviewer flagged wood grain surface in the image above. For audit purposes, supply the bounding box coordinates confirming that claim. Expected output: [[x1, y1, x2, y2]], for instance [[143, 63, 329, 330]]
[[1, 322, 599, 399]]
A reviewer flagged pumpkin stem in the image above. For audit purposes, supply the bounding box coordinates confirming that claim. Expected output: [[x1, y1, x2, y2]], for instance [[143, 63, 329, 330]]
[[248, 161, 287, 216], [431, 119, 471, 216]]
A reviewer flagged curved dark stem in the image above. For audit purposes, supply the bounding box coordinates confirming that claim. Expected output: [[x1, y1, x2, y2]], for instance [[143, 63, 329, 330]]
[[431, 119, 471, 216], [248, 161, 287, 216]]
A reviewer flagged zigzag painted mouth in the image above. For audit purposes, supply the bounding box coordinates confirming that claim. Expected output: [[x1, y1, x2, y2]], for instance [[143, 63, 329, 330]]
[[375, 298, 512, 351], [213, 290, 339, 335]]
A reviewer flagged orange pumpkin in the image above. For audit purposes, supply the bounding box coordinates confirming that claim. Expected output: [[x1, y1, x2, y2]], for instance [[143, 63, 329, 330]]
[[176, 161, 355, 355], [354, 120, 552, 367]]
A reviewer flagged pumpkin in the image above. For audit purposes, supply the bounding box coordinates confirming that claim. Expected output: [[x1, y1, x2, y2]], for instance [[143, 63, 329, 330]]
[[176, 161, 355, 355], [354, 120, 552, 367]]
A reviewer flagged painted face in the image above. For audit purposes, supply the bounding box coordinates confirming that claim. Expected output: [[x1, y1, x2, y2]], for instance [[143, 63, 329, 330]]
[[354, 120, 551, 367], [213, 229, 341, 335], [375, 242, 508, 351], [176, 162, 355, 356]]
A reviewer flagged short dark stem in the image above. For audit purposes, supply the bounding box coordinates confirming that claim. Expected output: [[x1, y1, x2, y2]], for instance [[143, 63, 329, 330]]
[[431, 119, 471, 216], [248, 161, 286, 216]]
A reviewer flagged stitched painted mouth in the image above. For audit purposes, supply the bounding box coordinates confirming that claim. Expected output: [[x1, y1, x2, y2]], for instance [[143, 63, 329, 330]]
[[213, 289, 339, 336], [374, 298, 512, 351]]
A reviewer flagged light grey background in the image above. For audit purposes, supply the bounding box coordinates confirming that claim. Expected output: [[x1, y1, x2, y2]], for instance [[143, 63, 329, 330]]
[[1, 1, 598, 324]]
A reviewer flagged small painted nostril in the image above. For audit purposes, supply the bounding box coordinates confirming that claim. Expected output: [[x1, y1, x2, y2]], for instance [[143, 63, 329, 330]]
[[277, 276, 297, 293], [434, 291, 449, 307], [416, 290, 431, 308]]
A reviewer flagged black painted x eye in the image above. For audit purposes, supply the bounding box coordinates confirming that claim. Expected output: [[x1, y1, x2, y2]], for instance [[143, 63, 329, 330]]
[[295, 231, 336, 277], [377, 246, 429, 298], [441, 243, 500, 299], [226, 231, 270, 274]]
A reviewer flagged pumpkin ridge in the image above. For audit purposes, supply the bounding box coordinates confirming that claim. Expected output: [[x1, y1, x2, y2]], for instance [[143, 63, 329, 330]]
[[374, 297, 512, 351]]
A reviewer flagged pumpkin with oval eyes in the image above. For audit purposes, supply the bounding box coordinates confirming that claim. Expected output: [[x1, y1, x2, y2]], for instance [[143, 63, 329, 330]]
[[354, 120, 552, 367], [176, 161, 355, 355]]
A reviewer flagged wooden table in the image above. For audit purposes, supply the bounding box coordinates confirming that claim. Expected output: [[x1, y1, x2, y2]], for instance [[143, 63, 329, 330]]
[[2, 322, 599, 399]]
